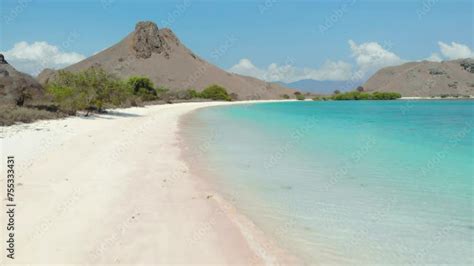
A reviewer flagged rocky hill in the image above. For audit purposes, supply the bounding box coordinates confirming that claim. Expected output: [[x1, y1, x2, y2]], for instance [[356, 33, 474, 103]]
[[363, 59, 474, 97], [38, 21, 293, 100], [0, 54, 47, 106]]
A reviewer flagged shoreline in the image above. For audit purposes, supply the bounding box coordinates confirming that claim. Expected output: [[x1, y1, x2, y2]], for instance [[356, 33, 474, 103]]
[[177, 101, 301, 265], [399, 96, 474, 100], [0, 100, 298, 264]]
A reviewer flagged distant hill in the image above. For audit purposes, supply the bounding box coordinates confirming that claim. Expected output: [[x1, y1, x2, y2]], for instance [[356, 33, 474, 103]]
[[277, 79, 363, 95], [38, 21, 293, 100], [363, 59, 474, 97], [0, 54, 47, 106]]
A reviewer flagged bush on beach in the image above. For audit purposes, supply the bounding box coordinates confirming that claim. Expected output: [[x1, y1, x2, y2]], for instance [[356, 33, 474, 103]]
[[47, 68, 131, 114], [296, 94, 306, 101], [127, 76, 158, 101], [47, 68, 235, 113], [175, 89, 200, 100], [4, 66, 237, 125], [199, 84, 231, 101], [312, 91, 402, 101]]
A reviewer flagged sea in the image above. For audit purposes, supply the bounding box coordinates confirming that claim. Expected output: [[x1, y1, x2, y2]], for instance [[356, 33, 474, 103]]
[[180, 100, 473, 264]]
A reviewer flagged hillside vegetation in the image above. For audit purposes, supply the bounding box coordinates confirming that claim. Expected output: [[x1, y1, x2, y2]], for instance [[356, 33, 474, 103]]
[[313, 91, 402, 101], [2, 67, 234, 126], [47, 68, 234, 113]]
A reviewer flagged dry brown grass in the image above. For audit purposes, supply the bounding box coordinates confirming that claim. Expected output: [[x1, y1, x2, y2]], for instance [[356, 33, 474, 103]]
[[0, 106, 68, 126]]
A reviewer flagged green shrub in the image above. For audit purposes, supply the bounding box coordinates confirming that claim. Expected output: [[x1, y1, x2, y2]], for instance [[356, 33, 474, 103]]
[[175, 89, 200, 100], [47, 68, 132, 113], [155, 86, 169, 95], [127, 76, 154, 94], [330, 91, 401, 100], [200, 85, 231, 101], [331, 91, 355, 100], [47, 84, 85, 112], [134, 87, 157, 101], [371, 91, 402, 100], [296, 94, 305, 101], [282, 94, 290, 99], [47, 84, 75, 103], [188, 89, 200, 99], [127, 76, 157, 101]]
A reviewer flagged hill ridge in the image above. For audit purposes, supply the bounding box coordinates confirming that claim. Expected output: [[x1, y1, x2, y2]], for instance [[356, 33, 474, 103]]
[[363, 59, 474, 97]]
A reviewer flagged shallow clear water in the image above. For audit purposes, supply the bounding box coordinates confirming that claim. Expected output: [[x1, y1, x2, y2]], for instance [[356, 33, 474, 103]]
[[181, 101, 474, 264]]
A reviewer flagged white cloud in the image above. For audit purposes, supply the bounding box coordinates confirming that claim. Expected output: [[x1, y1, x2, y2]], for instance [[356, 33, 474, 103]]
[[1, 41, 85, 75], [228, 40, 474, 83], [301, 61, 353, 81], [437, 41, 474, 60], [229, 58, 353, 83], [228, 58, 265, 80], [348, 40, 404, 76], [229, 40, 405, 82], [425, 53, 443, 62]]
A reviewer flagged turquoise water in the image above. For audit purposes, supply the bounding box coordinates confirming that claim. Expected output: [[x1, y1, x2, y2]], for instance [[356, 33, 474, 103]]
[[181, 101, 474, 264]]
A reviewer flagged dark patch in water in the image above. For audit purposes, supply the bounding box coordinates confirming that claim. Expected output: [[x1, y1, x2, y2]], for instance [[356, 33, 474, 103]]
[[281, 185, 292, 190]]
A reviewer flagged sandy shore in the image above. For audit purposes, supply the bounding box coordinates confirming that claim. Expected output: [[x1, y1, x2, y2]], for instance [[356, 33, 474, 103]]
[[0, 101, 299, 265]]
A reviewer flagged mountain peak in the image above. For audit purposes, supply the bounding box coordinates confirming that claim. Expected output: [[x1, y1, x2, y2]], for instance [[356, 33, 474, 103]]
[[135, 20, 157, 30], [132, 21, 171, 59], [40, 21, 293, 100], [0, 54, 8, 64]]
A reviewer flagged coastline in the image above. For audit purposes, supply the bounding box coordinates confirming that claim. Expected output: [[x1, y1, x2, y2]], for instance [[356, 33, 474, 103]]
[[178, 100, 301, 265], [0, 100, 298, 264], [399, 96, 474, 100]]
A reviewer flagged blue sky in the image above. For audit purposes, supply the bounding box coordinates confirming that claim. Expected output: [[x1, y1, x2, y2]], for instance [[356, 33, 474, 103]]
[[1, 0, 473, 81]]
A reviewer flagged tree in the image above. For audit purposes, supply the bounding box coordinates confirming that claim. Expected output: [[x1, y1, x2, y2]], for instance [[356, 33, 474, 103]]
[[356, 86, 364, 92], [126, 76, 157, 101], [200, 85, 231, 101], [334, 90, 341, 95], [47, 68, 131, 114], [296, 94, 305, 101]]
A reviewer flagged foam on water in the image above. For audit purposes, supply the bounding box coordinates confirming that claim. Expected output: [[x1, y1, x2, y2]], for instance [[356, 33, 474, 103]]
[[181, 101, 474, 264]]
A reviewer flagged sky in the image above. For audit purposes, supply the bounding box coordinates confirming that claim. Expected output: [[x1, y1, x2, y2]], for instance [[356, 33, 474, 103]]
[[1, 0, 473, 82]]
